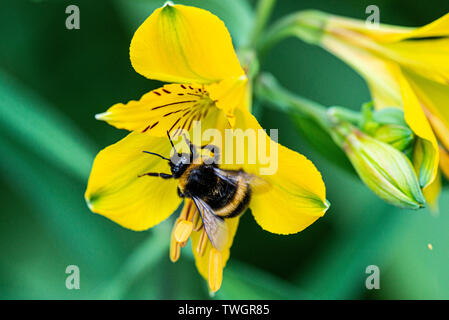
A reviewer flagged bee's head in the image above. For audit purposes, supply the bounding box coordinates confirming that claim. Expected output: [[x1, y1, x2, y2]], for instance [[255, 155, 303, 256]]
[[167, 131, 198, 178], [169, 152, 193, 178]]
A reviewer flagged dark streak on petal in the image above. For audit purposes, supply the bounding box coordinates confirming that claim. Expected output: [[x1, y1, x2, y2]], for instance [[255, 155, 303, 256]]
[[163, 109, 185, 117], [142, 124, 151, 133], [151, 100, 196, 110], [168, 117, 181, 133]]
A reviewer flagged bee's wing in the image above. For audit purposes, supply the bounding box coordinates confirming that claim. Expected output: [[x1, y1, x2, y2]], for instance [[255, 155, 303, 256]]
[[191, 196, 228, 251], [212, 167, 271, 194]]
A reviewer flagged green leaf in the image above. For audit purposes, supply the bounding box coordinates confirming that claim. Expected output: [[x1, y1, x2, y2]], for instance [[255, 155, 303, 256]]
[[217, 260, 314, 300], [255, 73, 354, 173], [95, 224, 170, 299], [384, 191, 449, 299], [0, 135, 122, 298], [294, 193, 449, 299], [181, 242, 311, 299], [292, 113, 353, 173], [0, 70, 126, 298], [0, 70, 96, 180]]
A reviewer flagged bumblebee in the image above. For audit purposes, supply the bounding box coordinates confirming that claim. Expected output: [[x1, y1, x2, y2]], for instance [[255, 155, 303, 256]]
[[138, 132, 264, 250]]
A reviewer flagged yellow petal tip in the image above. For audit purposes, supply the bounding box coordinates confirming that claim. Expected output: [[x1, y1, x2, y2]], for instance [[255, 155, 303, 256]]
[[95, 112, 110, 121], [324, 199, 331, 211]]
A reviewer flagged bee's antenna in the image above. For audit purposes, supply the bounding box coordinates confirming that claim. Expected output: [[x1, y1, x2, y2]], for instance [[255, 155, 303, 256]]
[[142, 151, 170, 161], [167, 131, 180, 155]]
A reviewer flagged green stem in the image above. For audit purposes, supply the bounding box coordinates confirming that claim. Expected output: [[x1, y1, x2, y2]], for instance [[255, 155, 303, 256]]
[[95, 223, 170, 299], [328, 106, 362, 124], [249, 0, 277, 47], [255, 73, 332, 132], [257, 10, 328, 59]]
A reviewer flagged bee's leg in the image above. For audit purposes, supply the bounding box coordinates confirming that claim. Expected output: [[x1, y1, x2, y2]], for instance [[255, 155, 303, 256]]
[[138, 172, 173, 179], [201, 144, 220, 164]]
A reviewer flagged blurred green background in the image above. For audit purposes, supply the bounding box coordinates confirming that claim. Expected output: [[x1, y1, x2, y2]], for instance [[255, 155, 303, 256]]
[[1, 0, 448, 300]]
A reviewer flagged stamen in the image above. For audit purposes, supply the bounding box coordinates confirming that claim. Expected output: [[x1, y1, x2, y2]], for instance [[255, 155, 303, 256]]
[[208, 248, 223, 293], [170, 219, 182, 263], [192, 210, 203, 231], [196, 228, 208, 257], [179, 241, 188, 248], [174, 220, 193, 243], [179, 201, 192, 220], [186, 202, 196, 221]]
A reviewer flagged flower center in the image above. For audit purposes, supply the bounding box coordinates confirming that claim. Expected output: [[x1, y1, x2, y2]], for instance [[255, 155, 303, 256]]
[[161, 84, 216, 137]]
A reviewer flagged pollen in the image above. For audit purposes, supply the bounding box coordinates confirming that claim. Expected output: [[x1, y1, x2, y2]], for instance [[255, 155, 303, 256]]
[[169, 199, 203, 263], [179, 200, 192, 220], [192, 210, 203, 231], [170, 219, 182, 262], [197, 228, 208, 257], [208, 248, 223, 293], [174, 220, 194, 243]]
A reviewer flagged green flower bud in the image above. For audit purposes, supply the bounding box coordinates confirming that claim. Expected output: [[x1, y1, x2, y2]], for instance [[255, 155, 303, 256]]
[[332, 122, 425, 209], [361, 104, 415, 153], [371, 124, 414, 153]]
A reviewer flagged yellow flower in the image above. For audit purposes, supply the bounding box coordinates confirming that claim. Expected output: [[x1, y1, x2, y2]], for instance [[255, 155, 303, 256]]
[[286, 11, 449, 206], [85, 3, 329, 292]]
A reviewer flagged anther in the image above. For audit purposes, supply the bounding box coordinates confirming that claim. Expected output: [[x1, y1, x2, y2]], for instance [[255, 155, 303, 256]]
[[192, 210, 203, 231], [179, 201, 192, 220], [174, 220, 194, 243], [170, 219, 182, 262], [186, 202, 196, 221], [179, 240, 188, 248], [196, 228, 208, 257], [208, 248, 223, 293]]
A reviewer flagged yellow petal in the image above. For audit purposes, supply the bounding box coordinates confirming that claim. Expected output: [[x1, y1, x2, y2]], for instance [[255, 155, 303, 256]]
[[322, 36, 402, 109], [206, 75, 250, 125], [327, 12, 449, 43], [130, 3, 244, 84], [385, 13, 449, 42], [440, 146, 449, 181], [96, 84, 217, 136], [326, 14, 412, 43], [85, 132, 181, 230], [423, 171, 441, 213], [190, 216, 240, 281], [401, 68, 449, 151], [384, 38, 449, 82], [394, 67, 439, 188], [231, 108, 328, 234]]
